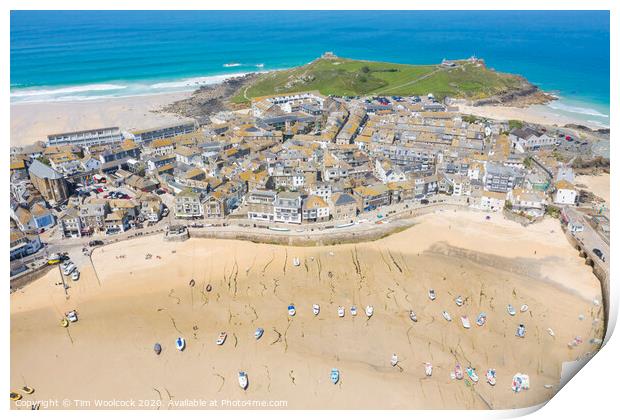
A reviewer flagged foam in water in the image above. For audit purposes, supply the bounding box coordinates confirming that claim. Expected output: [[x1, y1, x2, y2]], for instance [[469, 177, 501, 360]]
[[547, 101, 609, 118], [10, 83, 128, 98]]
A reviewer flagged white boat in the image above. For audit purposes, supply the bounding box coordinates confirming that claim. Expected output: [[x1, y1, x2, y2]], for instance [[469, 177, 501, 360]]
[[515, 323, 526, 338], [476, 312, 487, 327], [520, 304, 529, 312], [312, 304, 320, 316], [507, 304, 516, 316], [288, 304, 296, 316], [216, 332, 227, 345], [428, 289, 436, 301], [547, 328, 555, 337], [71, 270, 80, 281], [425, 362, 433, 376], [175, 337, 186, 351], [66, 310, 78, 323], [455, 295, 464, 306], [337, 306, 345, 318], [454, 363, 464, 380], [466, 367, 479, 383], [511, 373, 530, 392], [409, 311, 417, 322], [365, 305, 374, 317], [390, 353, 398, 367], [350, 306, 357, 316], [238, 371, 248, 389], [486, 369, 497, 386], [330, 368, 340, 384], [442, 311, 452, 322], [460, 315, 471, 329], [254, 328, 264, 340], [292, 257, 300, 267]]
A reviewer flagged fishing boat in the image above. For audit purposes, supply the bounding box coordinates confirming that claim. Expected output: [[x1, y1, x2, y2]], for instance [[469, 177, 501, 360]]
[[288, 304, 296, 316], [516, 323, 526, 338], [454, 363, 464, 380], [476, 312, 487, 327], [425, 362, 433, 376], [520, 304, 529, 312], [507, 304, 516, 316], [175, 337, 186, 351], [21, 386, 34, 395], [455, 295, 464, 306], [365, 305, 374, 317], [216, 332, 227, 345], [350, 306, 357, 316], [466, 367, 479, 383], [409, 310, 417, 322], [428, 289, 436, 301], [338, 306, 345, 318], [10, 392, 22, 401], [390, 353, 398, 367], [312, 304, 320, 316], [486, 369, 497, 386], [254, 328, 264, 340], [154, 343, 162, 355], [331, 368, 340, 384], [442, 311, 452, 322], [292, 257, 300, 267], [460, 315, 471, 329], [238, 371, 248, 389]]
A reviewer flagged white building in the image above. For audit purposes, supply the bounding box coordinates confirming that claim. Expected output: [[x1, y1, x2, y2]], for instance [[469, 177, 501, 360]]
[[47, 127, 122, 147], [554, 180, 578, 205]]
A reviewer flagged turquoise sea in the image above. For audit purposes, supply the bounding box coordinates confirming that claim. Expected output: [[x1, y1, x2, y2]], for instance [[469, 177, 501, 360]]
[[10, 10, 610, 126]]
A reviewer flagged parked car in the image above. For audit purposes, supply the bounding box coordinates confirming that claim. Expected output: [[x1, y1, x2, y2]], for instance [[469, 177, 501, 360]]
[[89, 240, 104, 247], [592, 248, 605, 261]]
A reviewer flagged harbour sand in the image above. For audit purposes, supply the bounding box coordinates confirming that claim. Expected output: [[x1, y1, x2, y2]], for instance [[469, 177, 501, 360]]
[[575, 173, 610, 204], [10, 210, 604, 409]]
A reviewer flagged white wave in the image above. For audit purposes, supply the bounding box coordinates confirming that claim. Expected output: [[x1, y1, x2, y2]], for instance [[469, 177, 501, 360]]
[[10, 83, 127, 98], [223, 63, 241, 67], [149, 73, 248, 89], [547, 101, 609, 118]]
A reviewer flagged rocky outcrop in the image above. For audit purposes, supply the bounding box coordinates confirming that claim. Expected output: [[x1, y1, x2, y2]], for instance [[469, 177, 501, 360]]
[[473, 82, 556, 107]]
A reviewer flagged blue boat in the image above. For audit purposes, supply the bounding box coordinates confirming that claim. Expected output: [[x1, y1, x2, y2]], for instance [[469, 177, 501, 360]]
[[175, 337, 186, 351], [255, 327, 264, 340], [288, 304, 296, 316], [153, 343, 162, 355], [331, 368, 340, 384]]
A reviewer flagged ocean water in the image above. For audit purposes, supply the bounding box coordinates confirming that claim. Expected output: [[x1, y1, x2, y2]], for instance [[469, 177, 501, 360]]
[[10, 10, 610, 126]]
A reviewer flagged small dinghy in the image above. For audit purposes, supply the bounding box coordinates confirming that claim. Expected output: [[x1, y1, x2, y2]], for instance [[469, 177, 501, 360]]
[[520, 304, 529, 312], [175, 337, 186, 351], [66, 310, 78, 323], [238, 371, 248, 390], [507, 304, 516, 316], [486, 368, 497, 386], [511, 373, 530, 392], [390, 353, 399, 367], [21, 386, 34, 395], [428, 289, 436, 301], [454, 363, 464, 380], [409, 310, 417, 322], [154, 343, 162, 355], [442, 311, 452, 322], [206, 284, 212, 292], [424, 362, 433, 377], [189, 279, 195, 287], [338, 306, 345, 318], [331, 368, 340, 384], [460, 315, 471, 329], [455, 295, 464, 306], [312, 304, 320, 316], [216, 332, 227, 345], [466, 367, 479, 383], [255, 328, 264, 340], [547, 328, 555, 337], [350, 306, 357, 316], [292, 257, 300, 267], [476, 312, 487, 327], [10, 392, 22, 401], [60, 318, 69, 328], [515, 324, 526, 338], [288, 304, 296, 316], [365, 305, 374, 318]]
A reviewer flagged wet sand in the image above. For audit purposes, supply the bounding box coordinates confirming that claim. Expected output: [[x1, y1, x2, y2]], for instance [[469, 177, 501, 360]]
[[10, 211, 604, 409]]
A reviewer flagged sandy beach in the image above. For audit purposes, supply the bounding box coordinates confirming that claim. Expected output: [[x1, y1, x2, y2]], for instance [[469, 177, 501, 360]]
[[10, 210, 604, 410], [10, 92, 192, 147], [575, 173, 610, 204]]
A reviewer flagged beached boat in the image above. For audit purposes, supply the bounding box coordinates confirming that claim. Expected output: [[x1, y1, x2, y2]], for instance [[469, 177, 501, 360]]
[[312, 304, 320, 316], [507, 304, 516, 316], [511, 373, 530, 392], [47, 254, 61, 265], [154, 343, 162, 355], [269, 226, 290, 232], [255, 328, 264, 340], [425, 362, 433, 377], [292, 257, 300, 267], [455, 295, 464, 306], [206, 284, 213, 292], [409, 310, 417, 322], [390, 353, 398, 367], [338, 306, 345, 318], [520, 304, 529, 312], [10, 392, 22, 401], [454, 363, 464, 380], [442, 311, 452, 322], [350, 306, 357, 316], [428, 289, 436, 301], [60, 318, 69, 328], [547, 328, 555, 337], [238, 371, 248, 390], [175, 337, 186, 351], [365, 305, 374, 317], [460, 315, 471, 329], [65, 310, 78, 323], [331, 368, 340, 384], [516, 323, 526, 338], [476, 312, 487, 327], [216, 332, 227, 345], [21, 386, 34, 395], [288, 304, 296, 316], [486, 369, 497, 386], [71, 270, 80, 281], [466, 367, 479, 383]]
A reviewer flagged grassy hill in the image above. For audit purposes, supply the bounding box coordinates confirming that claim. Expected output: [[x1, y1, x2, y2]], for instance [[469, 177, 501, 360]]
[[231, 57, 530, 104]]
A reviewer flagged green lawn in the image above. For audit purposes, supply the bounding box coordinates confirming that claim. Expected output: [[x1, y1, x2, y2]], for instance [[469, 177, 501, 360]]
[[231, 58, 527, 104]]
